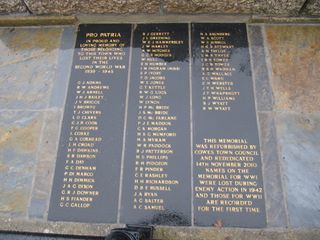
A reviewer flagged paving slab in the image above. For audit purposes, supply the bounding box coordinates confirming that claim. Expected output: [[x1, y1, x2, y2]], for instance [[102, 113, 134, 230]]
[[0, 27, 62, 67], [276, 112, 320, 227], [0, 111, 43, 218], [265, 25, 320, 113]]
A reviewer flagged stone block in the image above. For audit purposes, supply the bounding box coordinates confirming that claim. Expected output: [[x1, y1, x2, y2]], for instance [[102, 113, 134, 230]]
[[164, 0, 253, 14], [0, 111, 43, 217], [164, 0, 305, 15], [258, 112, 287, 227], [0, 0, 27, 14], [266, 26, 320, 113], [304, 0, 320, 16], [248, 25, 273, 111], [24, 0, 160, 14], [276, 112, 320, 227], [253, 0, 305, 15]]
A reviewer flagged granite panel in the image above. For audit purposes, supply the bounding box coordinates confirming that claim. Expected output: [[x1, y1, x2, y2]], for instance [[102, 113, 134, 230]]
[[0, 111, 43, 217], [258, 112, 287, 227], [248, 25, 273, 111], [266, 26, 320, 113], [276, 112, 320, 227]]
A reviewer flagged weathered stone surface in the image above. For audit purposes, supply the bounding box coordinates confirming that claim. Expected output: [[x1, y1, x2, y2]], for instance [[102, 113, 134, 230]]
[[0, 111, 43, 217], [254, 0, 306, 15], [29, 110, 61, 219], [36, 110, 61, 164], [304, 0, 320, 16], [266, 26, 320, 113], [24, 0, 77, 15], [0, 27, 62, 110], [0, 54, 58, 109], [1, 215, 320, 239], [276, 112, 320, 227], [248, 25, 273, 111], [28, 197, 47, 219], [164, 0, 305, 15], [0, 27, 62, 66], [24, 0, 160, 14], [0, 0, 27, 14], [50, 27, 76, 108], [154, 227, 320, 240], [259, 112, 287, 227]]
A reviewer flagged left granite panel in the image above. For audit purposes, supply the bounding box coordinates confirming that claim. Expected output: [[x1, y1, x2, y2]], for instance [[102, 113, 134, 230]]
[[0, 26, 74, 220]]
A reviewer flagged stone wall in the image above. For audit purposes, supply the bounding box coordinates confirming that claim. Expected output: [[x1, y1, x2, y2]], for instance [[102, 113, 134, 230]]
[[0, 20, 319, 238], [0, 0, 319, 16]]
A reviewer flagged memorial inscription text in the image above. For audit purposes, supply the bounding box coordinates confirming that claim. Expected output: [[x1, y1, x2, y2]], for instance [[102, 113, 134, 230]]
[[49, 23, 266, 228]]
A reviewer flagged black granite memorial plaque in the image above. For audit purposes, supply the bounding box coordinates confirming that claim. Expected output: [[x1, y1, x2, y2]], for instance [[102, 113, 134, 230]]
[[120, 23, 192, 225], [191, 23, 266, 227], [49, 23, 266, 228], [48, 24, 132, 222]]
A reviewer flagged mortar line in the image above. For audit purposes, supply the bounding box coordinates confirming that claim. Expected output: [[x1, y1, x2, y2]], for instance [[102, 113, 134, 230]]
[[262, 24, 290, 227], [117, 24, 134, 224], [188, 23, 195, 226]]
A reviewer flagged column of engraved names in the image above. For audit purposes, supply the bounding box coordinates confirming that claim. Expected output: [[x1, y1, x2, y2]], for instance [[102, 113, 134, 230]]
[[200, 32, 239, 112], [192, 23, 266, 227], [132, 31, 181, 211], [58, 30, 127, 210]]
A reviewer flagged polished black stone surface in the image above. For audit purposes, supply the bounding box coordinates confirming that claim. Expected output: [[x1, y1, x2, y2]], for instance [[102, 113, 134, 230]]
[[120, 23, 191, 225], [48, 24, 131, 222], [191, 23, 266, 227], [49, 23, 266, 228]]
